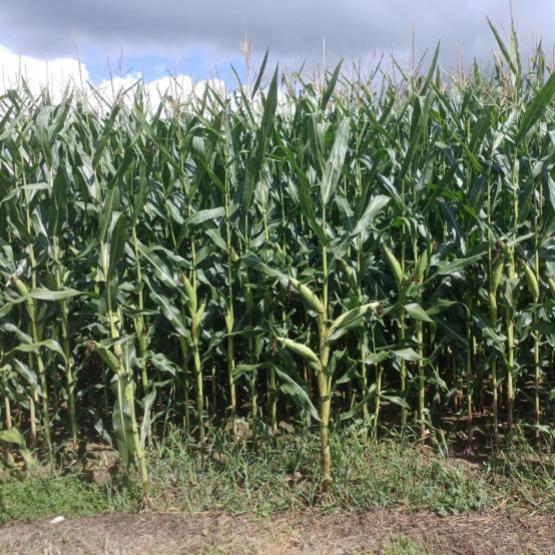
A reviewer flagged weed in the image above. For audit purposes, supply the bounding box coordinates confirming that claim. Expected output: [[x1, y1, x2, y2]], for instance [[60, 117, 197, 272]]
[[383, 536, 431, 555], [0, 474, 112, 523]]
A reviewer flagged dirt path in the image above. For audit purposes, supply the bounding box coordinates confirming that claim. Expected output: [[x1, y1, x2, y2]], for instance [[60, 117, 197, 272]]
[[1, 509, 554, 554]]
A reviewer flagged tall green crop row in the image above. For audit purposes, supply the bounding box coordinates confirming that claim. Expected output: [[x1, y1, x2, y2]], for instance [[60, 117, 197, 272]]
[[2, 30, 555, 494]]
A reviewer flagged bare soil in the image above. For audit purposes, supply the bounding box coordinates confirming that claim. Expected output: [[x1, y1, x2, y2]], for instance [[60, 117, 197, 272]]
[[1, 509, 554, 554]]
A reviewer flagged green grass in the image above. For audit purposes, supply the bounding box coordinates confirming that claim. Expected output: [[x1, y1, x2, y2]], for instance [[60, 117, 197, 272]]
[[382, 536, 431, 555], [483, 436, 555, 513], [140, 430, 489, 516], [0, 474, 118, 524], [3, 429, 554, 524]]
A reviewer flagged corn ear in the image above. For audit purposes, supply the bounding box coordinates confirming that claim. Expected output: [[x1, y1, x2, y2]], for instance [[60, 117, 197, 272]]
[[488, 291, 498, 324], [339, 259, 358, 289], [192, 302, 205, 336], [384, 247, 403, 287], [548, 276, 555, 300], [181, 274, 198, 313], [225, 307, 234, 333], [277, 337, 321, 366], [290, 278, 325, 315], [11, 276, 30, 298], [492, 258, 504, 292], [94, 342, 122, 372], [523, 262, 540, 303], [11, 277, 34, 319], [415, 249, 428, 283]]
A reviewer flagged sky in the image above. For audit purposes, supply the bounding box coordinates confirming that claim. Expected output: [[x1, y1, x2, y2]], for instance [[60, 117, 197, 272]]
[[0, 1, 553, 98]]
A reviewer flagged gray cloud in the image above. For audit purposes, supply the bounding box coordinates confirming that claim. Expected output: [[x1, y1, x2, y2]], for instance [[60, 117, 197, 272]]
[[1, 1, 553, 67]]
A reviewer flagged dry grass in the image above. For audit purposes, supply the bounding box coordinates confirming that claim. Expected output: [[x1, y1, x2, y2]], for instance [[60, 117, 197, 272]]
[[1, 509, 554, 554]]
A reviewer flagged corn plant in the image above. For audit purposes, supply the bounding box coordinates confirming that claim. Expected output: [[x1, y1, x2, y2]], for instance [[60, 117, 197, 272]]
[[1, 24, 555, 492]]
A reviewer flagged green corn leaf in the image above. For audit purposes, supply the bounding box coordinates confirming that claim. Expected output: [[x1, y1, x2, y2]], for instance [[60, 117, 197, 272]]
[[183, 207, 225, 228], [363, 351, 390, 365], [149, 289, 189, 337], [339, 384, 377, 421], [108, 213, 129, 279], [13, 359, 41, 392], [321, 61, 343, 111], [251, 49, 270, 99], [380, 394, 410, 409], [0, 426, 26, 445], [321, 117, 350, 205], [242, 68, 279, 208], [0, 296, 28, 318], [433, 250, 486, 276], [111, 372, 136, 467], [328, 302, 380, 342], [392, 348, 423, 362], [131, 168, 150, 228], [516, 71, 555, 145], [140, 389, 157, 448], [98, 186, 120, 244], [234, 363, 263, 380], [139, 245, 178, 288], [275, 367, 320, 421], [204, 228, 227, 252], [352, 195, 390, 236], [404, 303, 433, 323], [13, 339, 67, 362], [19, 448, 38, 469], [148, 351, 181, 378], [487, 18, 521, 78]]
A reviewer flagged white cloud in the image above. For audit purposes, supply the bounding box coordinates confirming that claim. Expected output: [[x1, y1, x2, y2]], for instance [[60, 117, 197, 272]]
[[0, 45, 227, 110], [0, 45, 88, 100]]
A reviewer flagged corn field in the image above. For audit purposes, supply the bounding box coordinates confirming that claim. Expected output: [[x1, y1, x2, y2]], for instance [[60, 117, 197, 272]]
[[2, 29, 555, 494]]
